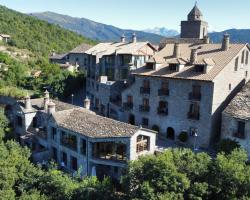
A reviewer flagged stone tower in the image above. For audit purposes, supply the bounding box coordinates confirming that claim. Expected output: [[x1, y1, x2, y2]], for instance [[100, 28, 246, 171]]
[[181, 3, 208, 39]]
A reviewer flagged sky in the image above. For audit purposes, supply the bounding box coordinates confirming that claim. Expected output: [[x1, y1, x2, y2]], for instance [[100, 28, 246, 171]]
[[0, 0, 249, 32]]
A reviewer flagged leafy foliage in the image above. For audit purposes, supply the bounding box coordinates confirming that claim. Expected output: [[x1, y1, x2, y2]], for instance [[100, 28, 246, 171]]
[[122, 148, 250, 200], [217, 138, 241, 154]]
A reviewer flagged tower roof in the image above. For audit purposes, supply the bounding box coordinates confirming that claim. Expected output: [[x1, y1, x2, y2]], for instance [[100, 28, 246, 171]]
[[188, 3, 203, 21]]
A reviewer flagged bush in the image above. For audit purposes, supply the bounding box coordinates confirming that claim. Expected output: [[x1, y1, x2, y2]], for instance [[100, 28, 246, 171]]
[[0, 86, 27, 99], [178, 131, 188, 143], [217, 138, 241, 154]]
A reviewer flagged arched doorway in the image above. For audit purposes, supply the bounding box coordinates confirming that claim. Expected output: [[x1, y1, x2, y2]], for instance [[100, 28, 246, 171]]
[[152, 125, 160, 133], [167, 127, 175, 140], [128, 114, 135, 125]]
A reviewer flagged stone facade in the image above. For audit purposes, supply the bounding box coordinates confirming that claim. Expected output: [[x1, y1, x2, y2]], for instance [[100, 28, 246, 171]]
[[120, 43, 250, 149], [221, 81, 250, 157], [222, 114, 250, 156], [85, 35, 156, 117], [12, 94, 156, 180]]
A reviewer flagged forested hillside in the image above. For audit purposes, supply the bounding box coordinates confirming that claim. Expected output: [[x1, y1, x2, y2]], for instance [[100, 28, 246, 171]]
[[0, 6, 96, 57]]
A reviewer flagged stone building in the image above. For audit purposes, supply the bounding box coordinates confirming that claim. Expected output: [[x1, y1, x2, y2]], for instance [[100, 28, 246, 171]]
[[221, 81, 250, 156], [49, 43, 92, 71], [120, 35, 250, 149], [85, 34, 157, 117], [13, 92, 156, 180]]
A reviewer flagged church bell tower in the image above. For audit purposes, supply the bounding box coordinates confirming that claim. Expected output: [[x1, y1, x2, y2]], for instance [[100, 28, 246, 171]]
[[180, 3, 208, 39]]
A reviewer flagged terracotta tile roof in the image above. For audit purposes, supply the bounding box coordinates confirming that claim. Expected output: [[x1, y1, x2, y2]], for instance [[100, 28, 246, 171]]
[[224, 81, 250, 120], [69, 43, 93, 54], [52, 108, 140, 138], [133, 43, 246, 81]]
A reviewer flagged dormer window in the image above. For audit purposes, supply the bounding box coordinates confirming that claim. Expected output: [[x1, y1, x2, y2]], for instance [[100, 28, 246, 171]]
[[146, 62, 154, 69], [195, 64, 205, 73], [169, 64, 178, 71]]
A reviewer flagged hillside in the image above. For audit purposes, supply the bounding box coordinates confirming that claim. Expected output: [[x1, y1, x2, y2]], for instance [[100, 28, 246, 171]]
[[0, 6, 96, 57], [30, 11, 164, 44]]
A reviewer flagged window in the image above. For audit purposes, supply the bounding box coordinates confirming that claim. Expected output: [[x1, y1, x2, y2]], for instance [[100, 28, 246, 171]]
[[127, 95, 133, 104], [158, 101, 168, 115], [142, 118, 149, 127], [194, 65, 205, 73], [16, 116, 22, 127], [140, 98, 150, 112], [188, 102, 200, 120], [229, 83, 232, 91], [140, 80, 150, 94], [143, 80, 150, 89], [61, 152, 67, 166], [52, 147, 57, 161], [51, 127, 57, 140], [234, 121, 245, 139], [246, 71, 248, 78], [159, 81, 169, 96], [81, 138, 87, 155], [143, 98, 149, 107], [169, 63, 178, 71], [246, 51, 249, 65], [114, 166, 119, 174], [136, 135, 150, 153], [189, 85, 201, 101], [241, 51, 245, 64], [71, 156, 78, 171], [60, 131, 77, 151], [234, 57, 239, 71]]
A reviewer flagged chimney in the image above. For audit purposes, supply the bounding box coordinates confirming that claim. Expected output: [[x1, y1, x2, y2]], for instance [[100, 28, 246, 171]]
[[84, 97, 90, 110], [222, 33, 230, 51], [173, 43, 180, 58], [24, 95, 32, 110], [121, 34, 125, 43], [190, 48, 198, 64], [44, 90, 50, 111], [204, 36, 210, 44], [47, 101, 56, 114], [132, 33, 137, 43]]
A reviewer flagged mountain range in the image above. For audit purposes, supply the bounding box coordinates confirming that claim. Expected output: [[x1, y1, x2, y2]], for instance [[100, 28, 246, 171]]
[[30, 11, 250, 45], [30, 12, 165, 44]]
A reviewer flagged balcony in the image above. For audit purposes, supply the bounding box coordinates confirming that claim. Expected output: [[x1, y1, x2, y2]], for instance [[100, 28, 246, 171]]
[[140, 87, 150, 94], [139, 105, 150, 112], [123, 102, 133, 111], [187, 112, 200, 120], [189, 92, 201, 101], [158, 89, 169, 96], [233, 132, 245, 139], [157, 108, 168, 115]]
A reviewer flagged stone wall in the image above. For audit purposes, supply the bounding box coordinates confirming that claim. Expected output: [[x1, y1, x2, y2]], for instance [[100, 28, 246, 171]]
[[221, 113, 250, 157], [122, 76, 214, 148]]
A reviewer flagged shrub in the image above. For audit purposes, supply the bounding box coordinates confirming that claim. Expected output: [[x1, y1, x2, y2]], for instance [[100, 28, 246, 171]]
[[178, 131, 188, 143], [217, 138, 241, 154]]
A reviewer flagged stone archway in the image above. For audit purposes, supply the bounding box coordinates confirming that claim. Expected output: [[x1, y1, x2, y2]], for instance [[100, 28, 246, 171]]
[[167, 127, 175, 140], [128, 114, 135, 125]]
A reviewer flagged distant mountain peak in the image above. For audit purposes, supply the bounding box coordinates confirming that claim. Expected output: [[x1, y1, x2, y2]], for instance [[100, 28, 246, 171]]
[[143, 27, 179, 37]]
